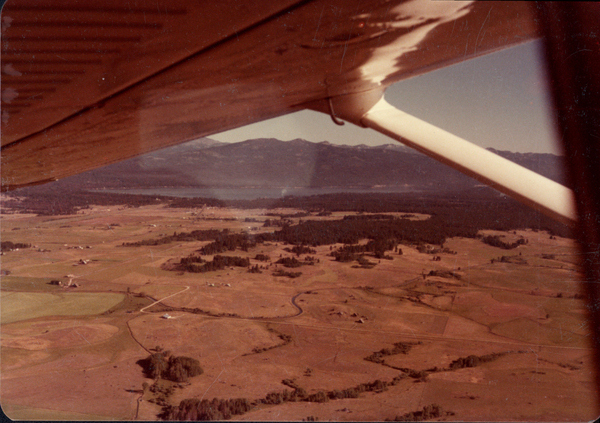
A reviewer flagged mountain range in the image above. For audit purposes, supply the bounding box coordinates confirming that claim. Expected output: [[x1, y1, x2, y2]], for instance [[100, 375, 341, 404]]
[[52, 138, 567, 193]]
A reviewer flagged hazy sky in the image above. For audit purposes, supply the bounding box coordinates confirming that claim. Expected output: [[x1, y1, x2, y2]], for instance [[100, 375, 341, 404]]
[[212, 40, 561, 155]]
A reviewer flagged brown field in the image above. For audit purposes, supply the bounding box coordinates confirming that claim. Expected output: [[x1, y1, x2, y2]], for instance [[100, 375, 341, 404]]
[[1, 204, 598, 421]]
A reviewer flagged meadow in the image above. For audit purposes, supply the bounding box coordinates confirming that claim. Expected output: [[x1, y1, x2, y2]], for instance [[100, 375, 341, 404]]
[[0, 203, 597, 421]]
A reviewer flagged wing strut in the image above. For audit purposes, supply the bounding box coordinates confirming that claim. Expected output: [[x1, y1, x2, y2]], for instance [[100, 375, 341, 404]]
[[322, 93, 577, 226]]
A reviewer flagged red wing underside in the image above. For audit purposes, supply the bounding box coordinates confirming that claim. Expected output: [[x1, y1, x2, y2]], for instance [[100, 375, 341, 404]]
[[0, 0, 537, 191]]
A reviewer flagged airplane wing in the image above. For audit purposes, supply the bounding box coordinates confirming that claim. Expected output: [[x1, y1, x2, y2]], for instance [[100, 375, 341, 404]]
[[2, 0, 538, 190], [4, 0, 600, 404]]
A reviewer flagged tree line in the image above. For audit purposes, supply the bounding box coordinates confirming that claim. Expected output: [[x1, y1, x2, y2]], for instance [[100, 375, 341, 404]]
[[160, 397, 252, 421], [481, 235, 527, 249], [388, 404, 448, 422], [1, 241, 31, 251], [160, 347, 512, 421], [176, 255, 250, 273], [162, 374, 407, 421], [332, 238, 399, 262], [4, 189, 572, 240], [122, 229, 227, 247]]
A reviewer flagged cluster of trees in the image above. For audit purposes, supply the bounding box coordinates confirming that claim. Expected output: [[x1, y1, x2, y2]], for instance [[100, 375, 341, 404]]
[[261, 388, 309, 404], [416, 243, 456, 255], [276, 257, 314, 268], [388, 404, 447, 422], [266, 211, 310, 219], [138, 350, 203, 382], [448, 352, 507, 370], [263, 218, 293, 228], [177, 255, 250, 273], [1, 241, 31, 251], [199, 233, 257, 255], [276, 217, 471, 247], [144, 380, 184, 408], [161, 397, 252, 421], [284, 245, 317, 256], [248, 265, 262, 274], [332, 239, 398, 262], [260, 375, 406, 408], [364, 342, 418, 364], [332, 249, 362, 263], [481, 235, 527, 250], [197, 232, 278, 255], [490, 255, 528, 265], [179, 255, 206, 266], [122, 229, 227, 247], [397, 368, 429, 380], [361, 347, 431, 380], [126, 229, 274, 252], [354, 256, 376, 269]]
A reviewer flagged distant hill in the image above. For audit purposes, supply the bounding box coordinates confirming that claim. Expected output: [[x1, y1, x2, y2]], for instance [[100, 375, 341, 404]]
[[42, 138, 567, 193]]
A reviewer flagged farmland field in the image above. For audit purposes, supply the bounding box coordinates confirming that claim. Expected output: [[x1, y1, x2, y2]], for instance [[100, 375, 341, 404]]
[[1, 203, 597, 421]]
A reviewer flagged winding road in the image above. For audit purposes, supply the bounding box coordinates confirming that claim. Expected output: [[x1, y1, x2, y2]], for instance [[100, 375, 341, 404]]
[[288, 291, 305, 317]]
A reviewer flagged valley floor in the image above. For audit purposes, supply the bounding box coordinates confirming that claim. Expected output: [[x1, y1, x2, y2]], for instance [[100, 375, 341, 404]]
[[1, 204, 597, 421]]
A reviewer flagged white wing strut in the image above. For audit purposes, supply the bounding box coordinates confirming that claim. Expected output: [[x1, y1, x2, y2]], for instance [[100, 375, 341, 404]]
[[325, 95, 577, 226]]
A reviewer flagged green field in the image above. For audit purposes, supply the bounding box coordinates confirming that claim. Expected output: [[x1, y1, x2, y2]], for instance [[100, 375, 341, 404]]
[[1, 402, 114, 421], [0, 291, 124, 324]]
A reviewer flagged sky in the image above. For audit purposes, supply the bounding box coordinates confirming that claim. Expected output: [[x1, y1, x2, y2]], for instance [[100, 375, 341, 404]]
[[211, 40, 562, 155]]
